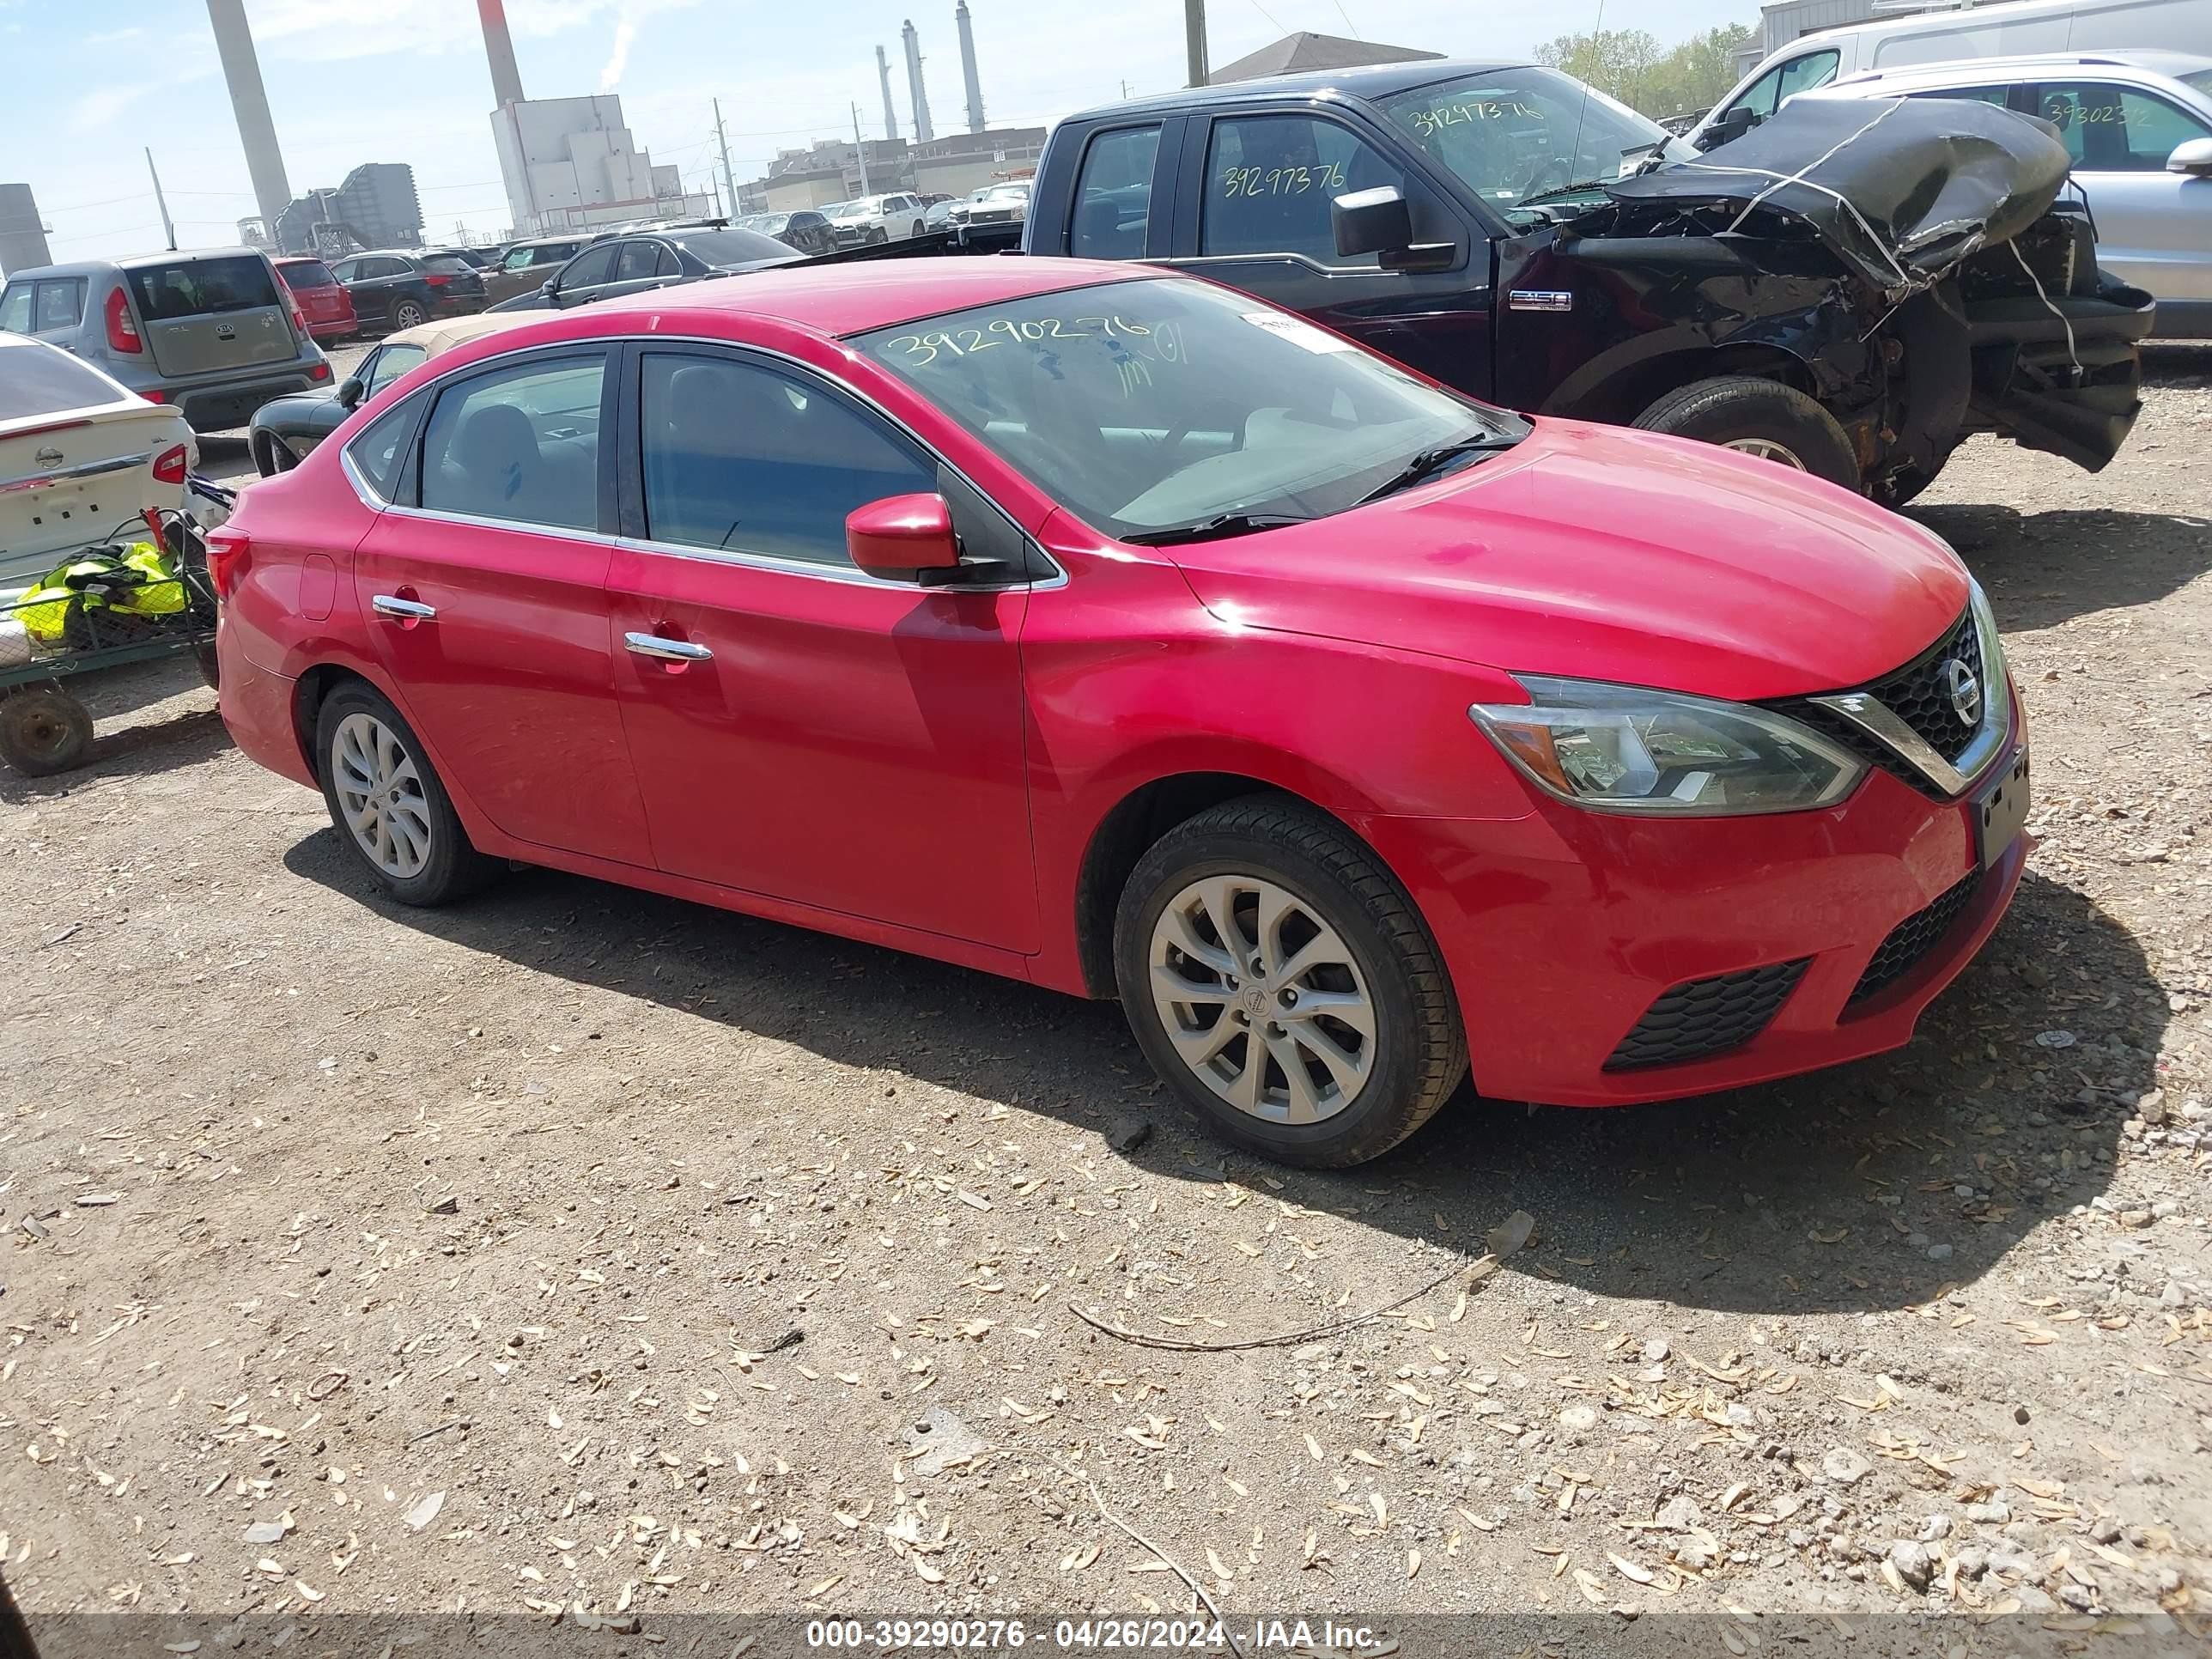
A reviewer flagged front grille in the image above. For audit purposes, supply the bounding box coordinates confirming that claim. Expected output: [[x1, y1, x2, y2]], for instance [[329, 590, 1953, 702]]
[[1770, 606, 1984, 799], [1847, 869, 1981, 1010], [1604, 959, 1809, 1072]]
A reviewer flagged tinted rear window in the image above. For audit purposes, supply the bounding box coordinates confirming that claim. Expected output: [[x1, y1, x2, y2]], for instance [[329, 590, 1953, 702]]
[[279, 260, 337, 288], [671, 228, 795, 266], [423, 254, 478, 275], [128, 256, 280, 319], [0, 343, 126, 419]]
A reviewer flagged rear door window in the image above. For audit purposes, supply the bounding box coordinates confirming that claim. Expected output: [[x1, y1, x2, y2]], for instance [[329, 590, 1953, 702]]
[[614, 240, 663, 283], [419, 352, 608, 531], [0, 343, 124, 418], [127, 256, 280, 319], [1201, 113, 1405, 265], [347, 395, 426, 501], [1070, 125, 1162, 258], [2036, 82, 2212, 169]]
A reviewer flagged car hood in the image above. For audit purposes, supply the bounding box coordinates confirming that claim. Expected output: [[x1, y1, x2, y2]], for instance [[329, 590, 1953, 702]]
[[1164, 419, 1970, 703], [1605, 94, 2070, 295]]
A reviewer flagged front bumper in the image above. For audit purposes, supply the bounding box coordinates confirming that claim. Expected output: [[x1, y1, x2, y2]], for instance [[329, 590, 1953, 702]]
[[1359, 715, 2027, 1105]]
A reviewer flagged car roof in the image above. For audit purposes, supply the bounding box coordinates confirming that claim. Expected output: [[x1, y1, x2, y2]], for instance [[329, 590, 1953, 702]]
[[381, 310, 545, 356], [1065, 57, 1532, 121], [498, 255, 1158, 342], [5, 247, 270, 280], [1822, 49, 2212, 89]]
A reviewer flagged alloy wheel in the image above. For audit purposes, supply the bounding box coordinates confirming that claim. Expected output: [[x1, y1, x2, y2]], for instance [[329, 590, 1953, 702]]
[[1723, 436, 1808, 470], [331, 711, 433, 878], [1147, 874, 1376, 1125]]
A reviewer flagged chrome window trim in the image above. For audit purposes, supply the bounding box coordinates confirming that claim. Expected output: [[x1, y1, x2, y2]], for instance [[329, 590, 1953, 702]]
[[336, 329, 1066, 590]]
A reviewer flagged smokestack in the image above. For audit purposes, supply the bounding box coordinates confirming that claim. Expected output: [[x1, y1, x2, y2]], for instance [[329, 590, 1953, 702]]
[[955, 2, 985, 135], [877, 46, 901, 141], [0, 183, 54, 275], [204, 0, 294, 237], [902, 19, 935, 143], [477, 0, 526, 107]]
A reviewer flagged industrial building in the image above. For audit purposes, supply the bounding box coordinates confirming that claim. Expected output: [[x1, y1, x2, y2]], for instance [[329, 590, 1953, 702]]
[[490, 95, 708, 235]]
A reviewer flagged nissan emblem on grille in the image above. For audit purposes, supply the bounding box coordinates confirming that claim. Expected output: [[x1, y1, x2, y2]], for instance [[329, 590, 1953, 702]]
[[1940, 659, 1981, 727]]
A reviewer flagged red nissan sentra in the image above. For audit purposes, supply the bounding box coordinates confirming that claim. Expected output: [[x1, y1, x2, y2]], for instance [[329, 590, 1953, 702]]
[[211, 258, 2028, 1167]]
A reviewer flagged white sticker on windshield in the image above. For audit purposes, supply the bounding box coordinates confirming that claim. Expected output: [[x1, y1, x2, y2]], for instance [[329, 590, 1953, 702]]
[[1241, 312, 1356, 353]]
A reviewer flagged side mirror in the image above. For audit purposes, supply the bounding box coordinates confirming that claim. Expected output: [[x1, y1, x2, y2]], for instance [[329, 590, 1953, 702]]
[[2168, 137, 2212, 177], [1332, 185, 1412, 260], [337, 377, 365, 409], [1697, 107, 1757, 152], [847, 493, 962, 578]]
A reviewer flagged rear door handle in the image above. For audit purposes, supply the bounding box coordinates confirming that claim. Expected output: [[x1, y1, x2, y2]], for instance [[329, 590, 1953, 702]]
[[625, 632, 712, 662], [372, 595, 436, 621]]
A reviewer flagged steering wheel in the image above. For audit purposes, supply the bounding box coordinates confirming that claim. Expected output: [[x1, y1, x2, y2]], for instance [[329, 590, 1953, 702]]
[[1521, 155, 1576, 198]]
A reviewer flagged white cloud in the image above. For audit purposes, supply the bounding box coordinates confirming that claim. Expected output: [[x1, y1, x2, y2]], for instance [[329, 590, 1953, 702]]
[[69, 84, 146, 135], [599, 15, 636, 90]]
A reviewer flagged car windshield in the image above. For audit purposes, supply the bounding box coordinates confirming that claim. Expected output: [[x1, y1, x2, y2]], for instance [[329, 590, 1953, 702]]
[[856, 277, 1526, 541], [0, 342, 126, 420], [674, 228, 799, 266], [1377, 68, 1688, 213]]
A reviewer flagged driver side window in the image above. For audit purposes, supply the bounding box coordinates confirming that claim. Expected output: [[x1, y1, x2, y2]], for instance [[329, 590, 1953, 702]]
[[1201, 114, 1403, 266]]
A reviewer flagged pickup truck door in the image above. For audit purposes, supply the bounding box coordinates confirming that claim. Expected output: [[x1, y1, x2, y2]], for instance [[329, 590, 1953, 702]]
[[1160, 106, 1495, 400]]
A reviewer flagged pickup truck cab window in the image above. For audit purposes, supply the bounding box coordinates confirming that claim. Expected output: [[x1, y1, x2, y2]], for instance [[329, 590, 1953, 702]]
[[1201, 114, 1403, 265], [1072, 125, 1163, 258]]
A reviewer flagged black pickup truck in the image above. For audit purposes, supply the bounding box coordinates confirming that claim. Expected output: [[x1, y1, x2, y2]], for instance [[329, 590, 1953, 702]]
[[869, 60, 2154, 504]]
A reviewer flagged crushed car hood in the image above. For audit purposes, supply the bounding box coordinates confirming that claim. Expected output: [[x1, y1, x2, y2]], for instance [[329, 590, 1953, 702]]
[[1165, 420, 1970, 704], [1604, 95, 2072, 295]]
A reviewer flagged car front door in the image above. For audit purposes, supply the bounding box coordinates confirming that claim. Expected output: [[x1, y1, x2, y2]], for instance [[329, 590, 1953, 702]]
[[605, 343, 1037, 952], [599, 240, 677, 303], [350, 347, 654, 867], [1165, 106, 1493, 398], [2034, 79, 2212, 308], [549, 241, 619, 309]]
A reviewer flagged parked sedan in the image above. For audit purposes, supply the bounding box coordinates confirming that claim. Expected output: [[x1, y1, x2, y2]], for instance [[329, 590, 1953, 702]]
[[733, 210, 837, 257], [273, 256, 356, 343], [213, 260, 2027, 1168], [329, 250, 488, 336], [483, 225, 799, 313], [483, 233, 602, 307], [0, 333, 193, 590], [246, 312, 538, 476], [1800, 51, 2212, 336]]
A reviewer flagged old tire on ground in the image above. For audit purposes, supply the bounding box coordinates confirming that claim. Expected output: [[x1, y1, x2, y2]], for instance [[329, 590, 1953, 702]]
[[1633, 375, 1861, 491], [0, 686, 94, 777], [1113, 797, 1467, 1168], [314, 681, 496, 907], [391, 299, 428, 331]]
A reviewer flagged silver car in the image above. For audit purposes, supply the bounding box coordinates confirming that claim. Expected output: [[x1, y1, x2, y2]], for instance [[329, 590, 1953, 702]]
[[0, 247, 331, 430], [1800, 51, 2212, 337]]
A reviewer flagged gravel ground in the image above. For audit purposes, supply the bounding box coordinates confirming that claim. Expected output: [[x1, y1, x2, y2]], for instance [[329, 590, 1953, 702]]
[[2, 351, 2208, 1651]]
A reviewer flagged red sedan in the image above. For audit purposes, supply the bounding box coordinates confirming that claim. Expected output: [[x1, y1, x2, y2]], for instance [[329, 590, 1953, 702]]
[[211, 258, 2028, 1167]]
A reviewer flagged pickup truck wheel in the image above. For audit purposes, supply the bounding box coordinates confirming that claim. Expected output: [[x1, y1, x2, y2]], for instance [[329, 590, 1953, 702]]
[[1114, 798, 1467, 1168], [1633, 376, 1860, 491]]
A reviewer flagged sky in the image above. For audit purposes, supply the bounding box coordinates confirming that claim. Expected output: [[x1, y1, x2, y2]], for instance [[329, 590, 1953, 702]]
[[0, 0, 1753, 261]]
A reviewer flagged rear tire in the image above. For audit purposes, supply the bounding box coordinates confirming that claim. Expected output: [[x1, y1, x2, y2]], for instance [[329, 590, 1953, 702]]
[[0, 686, 93, 777], [1113, 797, 1467, 1168], [1633, 375, 1862, 492], [314, 682, 496, 907]]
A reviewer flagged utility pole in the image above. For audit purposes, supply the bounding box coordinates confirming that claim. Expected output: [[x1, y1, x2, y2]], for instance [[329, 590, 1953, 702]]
[[145, 148, 176, 251], [713, 99, 739, 223], [852, 104, 872, 196], [1183, 0, 1207, 88]]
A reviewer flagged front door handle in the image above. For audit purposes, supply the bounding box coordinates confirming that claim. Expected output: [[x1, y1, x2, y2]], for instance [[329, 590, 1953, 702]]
[[625, 632, 712, 662], [371, 594, 436, 621]]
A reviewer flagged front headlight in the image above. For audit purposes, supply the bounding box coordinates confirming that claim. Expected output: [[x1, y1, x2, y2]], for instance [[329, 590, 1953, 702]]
[[1469, 676, 1866, 816]]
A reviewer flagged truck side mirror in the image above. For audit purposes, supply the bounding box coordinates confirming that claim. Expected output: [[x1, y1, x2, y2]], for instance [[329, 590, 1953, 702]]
[[1332, 186, 1413, 260], [1697, 107, 1758, 152], [2168, 137, 2212, 177]]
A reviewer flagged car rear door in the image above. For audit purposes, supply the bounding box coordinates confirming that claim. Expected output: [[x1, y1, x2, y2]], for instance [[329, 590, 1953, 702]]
[[126, 253, 297, 377], [349, 346, 653, 867], [335, 257, 398, 328], [605, 342, 1037, 951], [2033, 78, 2212, 307], [1163, 104, 1493, 398]]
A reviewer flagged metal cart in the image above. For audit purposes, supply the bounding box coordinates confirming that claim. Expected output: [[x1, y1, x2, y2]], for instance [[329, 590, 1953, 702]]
[[0, 479, 234, 778]]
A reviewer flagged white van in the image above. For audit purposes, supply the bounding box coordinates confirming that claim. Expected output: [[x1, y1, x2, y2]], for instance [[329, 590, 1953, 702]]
[[1692, 0, 2212, 146]]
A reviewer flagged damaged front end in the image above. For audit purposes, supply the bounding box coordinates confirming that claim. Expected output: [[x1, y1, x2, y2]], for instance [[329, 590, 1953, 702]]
[[1525, 96, 2154, 491]]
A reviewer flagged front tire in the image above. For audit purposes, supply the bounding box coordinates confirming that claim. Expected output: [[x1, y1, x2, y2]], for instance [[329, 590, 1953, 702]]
[[315, 683, 495, 906], [1113, 798, 1467, 1168], [1633, 375, 1861, 492], [391, 299, 428, 331]]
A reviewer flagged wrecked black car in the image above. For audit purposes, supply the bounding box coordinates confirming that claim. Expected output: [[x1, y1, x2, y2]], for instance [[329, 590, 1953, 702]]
[[998, 62, 2154, 502]]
